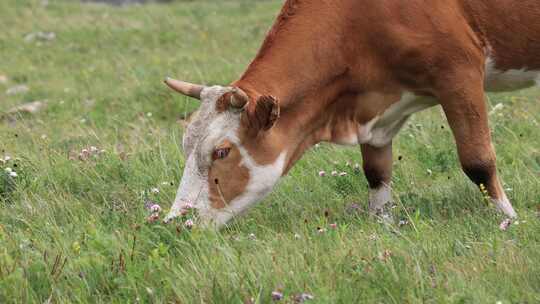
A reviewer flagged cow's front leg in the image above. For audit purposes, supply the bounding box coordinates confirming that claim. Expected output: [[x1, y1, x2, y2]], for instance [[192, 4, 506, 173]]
[[439, 68, 517, 218], [361, 143, 393, 217]]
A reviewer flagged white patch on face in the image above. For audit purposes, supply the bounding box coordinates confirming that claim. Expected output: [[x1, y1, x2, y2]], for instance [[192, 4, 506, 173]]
[[356, 92, 436, 147], [368, 183, 392, 213], [491, 193, 517, 218], [485, 57, 539, 92], [207, 149, 287, 227]]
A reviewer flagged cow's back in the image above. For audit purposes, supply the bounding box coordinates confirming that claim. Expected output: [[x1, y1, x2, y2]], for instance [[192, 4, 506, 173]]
[[460, 0, 540, 70]]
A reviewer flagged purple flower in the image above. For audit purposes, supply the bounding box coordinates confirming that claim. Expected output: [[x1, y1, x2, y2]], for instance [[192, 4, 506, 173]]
[[271, 291, 283, 301], [184, 219, 194, 229], [150, 204, 161, 213], [318, 170, 326, 177], [499, 218, 512, 231]]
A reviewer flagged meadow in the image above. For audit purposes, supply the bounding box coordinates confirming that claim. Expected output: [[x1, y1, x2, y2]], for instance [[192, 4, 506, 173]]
[[1, 0, 539, 303]]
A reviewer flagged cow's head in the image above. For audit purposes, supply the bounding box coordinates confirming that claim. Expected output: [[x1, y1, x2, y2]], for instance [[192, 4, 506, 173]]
[[163, 78, 286, 228]]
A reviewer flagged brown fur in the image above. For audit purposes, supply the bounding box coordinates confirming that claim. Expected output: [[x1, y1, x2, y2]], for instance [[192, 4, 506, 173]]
[[208, 140, 250, 209], [225, 0, 540, 213]]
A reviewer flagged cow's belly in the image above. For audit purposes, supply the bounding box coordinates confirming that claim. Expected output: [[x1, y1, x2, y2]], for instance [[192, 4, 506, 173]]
[[356, 93, 437, 147], [485, 58, 540, 92]]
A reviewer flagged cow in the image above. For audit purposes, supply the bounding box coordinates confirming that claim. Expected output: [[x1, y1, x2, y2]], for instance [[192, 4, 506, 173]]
[[163, 0, 540, 227]]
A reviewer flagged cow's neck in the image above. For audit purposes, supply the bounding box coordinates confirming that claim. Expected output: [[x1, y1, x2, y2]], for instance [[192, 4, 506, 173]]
[[232, 1, 358, 172], [232, 1, 350, 107]]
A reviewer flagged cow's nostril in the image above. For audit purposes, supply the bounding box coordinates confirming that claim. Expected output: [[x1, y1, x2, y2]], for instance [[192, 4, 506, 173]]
[[214, 178, 219, 184]]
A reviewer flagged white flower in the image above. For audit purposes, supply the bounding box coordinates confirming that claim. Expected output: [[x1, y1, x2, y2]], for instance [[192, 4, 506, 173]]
[[339, 172, 348, 176], [294, 233, 301, 239], [271, 291, 283, 301], [331, 171, 338, 176], [184, 219, 194, 229], [4, 156, 11, 162], [90, 146, 98, 153], [150, 204, 161, 213], [318, 171, 326, 177], [9, 171, 17, 177], [150, 187, 159, 194], [248, 233, 256, 240], [5, 167, 12, 173]]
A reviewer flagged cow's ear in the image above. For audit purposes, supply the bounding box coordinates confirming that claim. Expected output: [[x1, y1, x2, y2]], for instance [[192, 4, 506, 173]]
[[242, 95, 280, 134], [216, 88, 249, 112]]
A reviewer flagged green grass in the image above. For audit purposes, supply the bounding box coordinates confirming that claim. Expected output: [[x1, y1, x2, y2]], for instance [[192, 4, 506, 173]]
[[1, 0, 539, 303]]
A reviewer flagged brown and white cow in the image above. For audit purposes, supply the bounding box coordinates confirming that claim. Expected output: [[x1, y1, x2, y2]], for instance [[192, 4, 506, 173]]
[[163, 0, 540, 227]]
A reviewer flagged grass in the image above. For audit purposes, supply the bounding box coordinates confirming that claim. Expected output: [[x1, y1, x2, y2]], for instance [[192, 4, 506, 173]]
[[1, 0, 539, 303]]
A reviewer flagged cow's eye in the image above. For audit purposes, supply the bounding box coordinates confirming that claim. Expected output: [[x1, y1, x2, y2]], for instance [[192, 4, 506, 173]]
[[212, 148, 231, 160]]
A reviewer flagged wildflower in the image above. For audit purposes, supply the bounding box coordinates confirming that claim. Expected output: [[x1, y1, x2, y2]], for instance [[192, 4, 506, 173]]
[[144, 200, 157, 210], [146, 112, 153, 117], [317, 227, 326, 234], [426, 169, 433, 175], [40, 134, 47, 139], [398, 220, 409, 227], [184, 219, 194, 229], [318, 170, 326, 177], [150, 204, 161, 213], [81, 149, 89, 155], [354, 163, 361, 170], [90, 146, 98, 153], [9, 171, 17, 177], [150, 187, 159, 194], [294, 233, 301, 239], [339, 172, 347, 176], [4, 156, 11, 162], [4, 167, 12, 173], [329, 223, 337, 229], [248, 233, 256, 240], [293, 293, 315, 303], [271, 291, 284, 301], [147, 213, 160, 223], [331, 171, 338, 176]]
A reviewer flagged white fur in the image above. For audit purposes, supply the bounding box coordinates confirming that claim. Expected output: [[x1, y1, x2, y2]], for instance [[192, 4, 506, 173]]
[[368, 184, 392, 213], [357, 92, 436, 147], [492, 193, 517, 218], [485, 57, 539, 92], [208, 149, 287, 227]]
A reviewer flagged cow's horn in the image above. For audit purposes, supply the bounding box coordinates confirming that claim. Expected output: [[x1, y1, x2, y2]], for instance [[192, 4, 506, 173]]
[[229, 87, 249, 108], [164, 77, 205, 100]]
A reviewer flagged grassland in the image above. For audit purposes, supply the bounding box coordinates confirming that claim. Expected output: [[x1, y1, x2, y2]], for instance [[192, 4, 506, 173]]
[[1, 0, 539, 303]]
